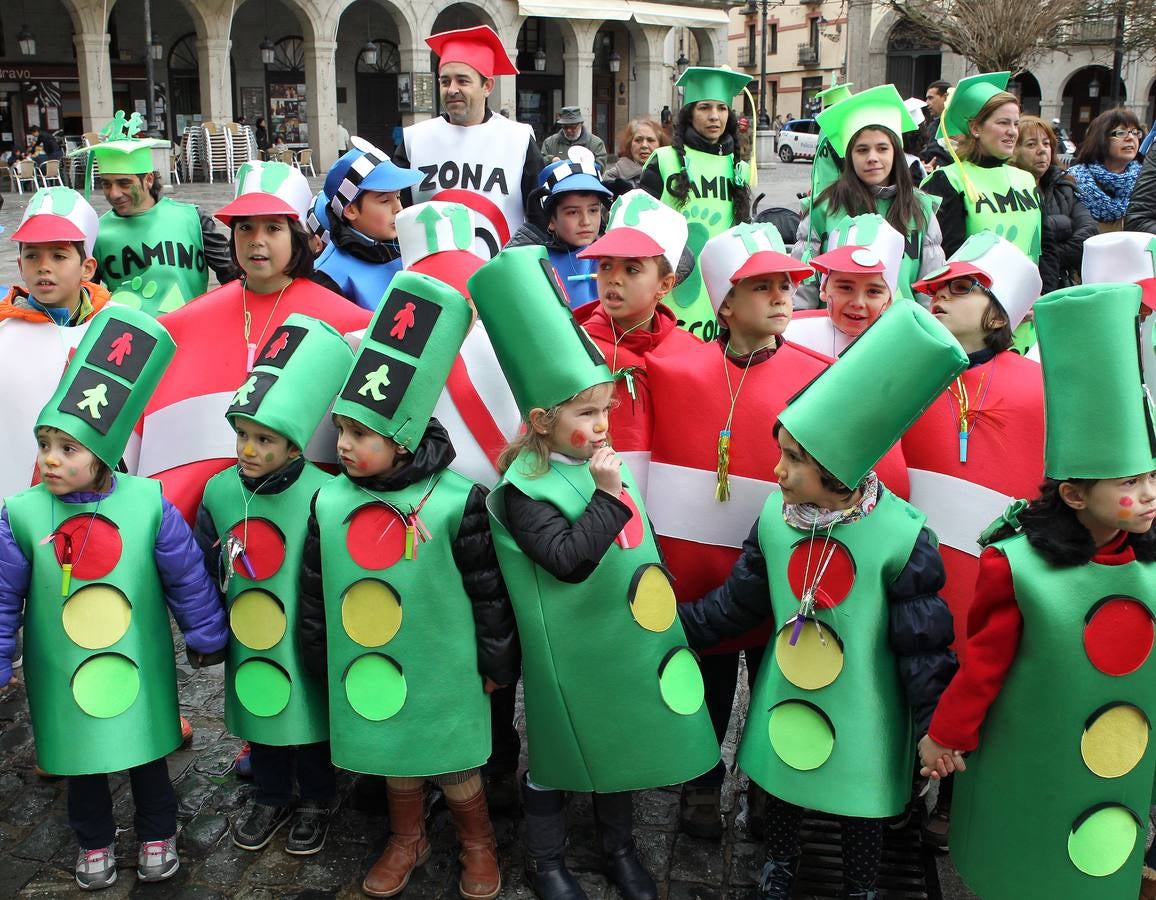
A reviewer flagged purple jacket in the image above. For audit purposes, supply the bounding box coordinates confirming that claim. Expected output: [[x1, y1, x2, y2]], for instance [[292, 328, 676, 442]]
[[0, 478, 228, 686]]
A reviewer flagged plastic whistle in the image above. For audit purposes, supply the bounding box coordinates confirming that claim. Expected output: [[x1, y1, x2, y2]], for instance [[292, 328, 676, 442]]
[[404, 521, 416, 560], [246, 342, 257, 372], [61, 563, 73, 597], [239, 552, 257, 579], [566, 273, 598, 282], [789, 615, 805, 647], [959, 429, 969, 464]]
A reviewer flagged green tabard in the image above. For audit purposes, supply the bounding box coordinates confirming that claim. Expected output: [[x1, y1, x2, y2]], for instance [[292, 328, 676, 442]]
[[95, 198, 208, 316], [314, 470, 490, 777], [741, 489, 924, 818], [201, 462, 332, 746], [938, 161, 1042, 262], [488, 451, 719, 793], [650, 145, 735, 342], [6, 476, 182, 775], [950, 533, 1156, 899]]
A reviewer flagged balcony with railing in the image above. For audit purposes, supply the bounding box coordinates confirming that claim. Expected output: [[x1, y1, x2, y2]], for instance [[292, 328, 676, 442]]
[[736, 43, 757, 68], [797, 44, 819, 65]]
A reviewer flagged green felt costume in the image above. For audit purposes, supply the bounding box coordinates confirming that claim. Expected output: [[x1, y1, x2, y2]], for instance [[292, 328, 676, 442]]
[[938, 161, 1042, 263]]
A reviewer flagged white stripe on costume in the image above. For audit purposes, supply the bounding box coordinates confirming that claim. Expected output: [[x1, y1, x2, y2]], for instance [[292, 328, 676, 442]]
[[617, 450, 651, 503], [907, 468, 1013, 558], [137, 392, 237, 476], [646, 462, 778, 549]]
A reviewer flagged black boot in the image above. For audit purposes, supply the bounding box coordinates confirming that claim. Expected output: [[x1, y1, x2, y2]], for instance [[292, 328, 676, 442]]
[[750, 855, 800, 900], [521, 777, 586, 900], [593, 792, 656, 900]]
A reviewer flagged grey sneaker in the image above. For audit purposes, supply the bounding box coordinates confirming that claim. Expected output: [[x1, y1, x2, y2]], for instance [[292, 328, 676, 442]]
[[136, 836, 179, 882], [75, 844, 117, 891]]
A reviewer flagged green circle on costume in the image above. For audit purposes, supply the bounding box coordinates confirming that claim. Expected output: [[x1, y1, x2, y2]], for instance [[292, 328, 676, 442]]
[[72, 654, 139, 718], [62, 585, 132, 650], [345, 654, 406, 721], [230, 590, 286, 651], [235, 659, 292, 717], [658, 648, 705, 715], [342, 580, 402, 647], [768, 701, 835, 771], [775, 620, 843, 690], [1068, 805, 1139, 877]]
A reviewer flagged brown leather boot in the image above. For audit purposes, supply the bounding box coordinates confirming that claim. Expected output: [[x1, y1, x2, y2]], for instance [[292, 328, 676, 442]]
[[362, 784, 431, 897], [447, 790, 501, 900]]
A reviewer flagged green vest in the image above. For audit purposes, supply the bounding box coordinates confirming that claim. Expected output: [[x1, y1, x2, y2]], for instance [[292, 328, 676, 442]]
[[6, 476, 182, 774], [950, 533, 1156, 899], [313, 470, 490, 777], [802, 193, 937, 304], [742, 489, 924, 818], [201, 463, 331, 746], [488, 452, 719, 793], [95, 198, 208, 316], [940, 161, 1042, 262], [651, 145, 736, 343]]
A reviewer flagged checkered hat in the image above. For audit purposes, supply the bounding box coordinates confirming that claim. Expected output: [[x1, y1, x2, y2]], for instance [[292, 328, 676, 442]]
[[306, 191, 331, 246], [324, 136, 421, 220]]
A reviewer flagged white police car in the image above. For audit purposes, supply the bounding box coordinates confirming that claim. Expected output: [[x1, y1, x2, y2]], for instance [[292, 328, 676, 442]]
[[777, 119, 819, 163]]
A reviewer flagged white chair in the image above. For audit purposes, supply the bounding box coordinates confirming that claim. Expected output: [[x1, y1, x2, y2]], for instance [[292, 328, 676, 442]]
[[202, 122, 233, 183], [11, 159, 38, 193], [294, 148, 316, 176], [38, 159, 65, 188]]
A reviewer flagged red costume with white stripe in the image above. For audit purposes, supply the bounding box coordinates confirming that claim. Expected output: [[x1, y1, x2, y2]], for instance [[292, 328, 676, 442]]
[[139, 279, 370, 521], [646, 336, 911, 653], [900, 350, 1044, 661]]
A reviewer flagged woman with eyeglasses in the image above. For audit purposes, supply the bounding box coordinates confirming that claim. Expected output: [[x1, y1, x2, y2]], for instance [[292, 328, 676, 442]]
[[1012, 116, 1098, 293], [1066, 108, 1145, 233]]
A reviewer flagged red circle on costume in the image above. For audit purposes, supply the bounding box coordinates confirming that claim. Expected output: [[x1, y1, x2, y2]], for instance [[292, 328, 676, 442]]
[[227, 519, 285, 580], [617, 490, 644, 550], [346, 504, 408, 570], [1084, 598, 1155, 676], [54, 515, 122, 581], [786, 539, 855, 608]]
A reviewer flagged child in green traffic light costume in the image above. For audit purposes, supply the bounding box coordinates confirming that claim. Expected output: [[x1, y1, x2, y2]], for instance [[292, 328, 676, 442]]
[[0, 305, 228, 890], [679, 300, 966, 900], [471, 245, 718, 900], [194, 314, 354, 856], [921, 281, 1156, 900], [296, 270, 516, 900], [641, 66, 754, 342]]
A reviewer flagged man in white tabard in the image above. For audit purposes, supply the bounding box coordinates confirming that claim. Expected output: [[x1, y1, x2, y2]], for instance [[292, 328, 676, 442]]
[[393, 25, 542, 259]]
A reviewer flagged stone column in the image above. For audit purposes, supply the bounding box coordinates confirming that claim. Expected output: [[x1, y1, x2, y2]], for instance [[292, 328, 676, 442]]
[[304, 39, 340, 169], [196, 38, 234, 124], [563, 51, 596, 122], [74, 33, 114, 133]]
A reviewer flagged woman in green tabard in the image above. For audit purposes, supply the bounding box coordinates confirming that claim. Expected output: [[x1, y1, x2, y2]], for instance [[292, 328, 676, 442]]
[[640, 67, 753, 342]]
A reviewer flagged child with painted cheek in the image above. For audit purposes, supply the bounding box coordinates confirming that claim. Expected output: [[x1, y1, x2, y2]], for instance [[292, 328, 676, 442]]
[[918, 282, 1156, 900]]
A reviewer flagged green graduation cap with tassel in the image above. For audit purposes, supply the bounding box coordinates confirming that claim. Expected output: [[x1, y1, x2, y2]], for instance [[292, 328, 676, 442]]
[[816, 79, 855, 110], [68, 110, 170, 180], [332, 270, 473, 450], [940, 71, 1010, 139], [779, 301, 968, 490], [816, 84, 917, 156], [675, 66, 753, 107]]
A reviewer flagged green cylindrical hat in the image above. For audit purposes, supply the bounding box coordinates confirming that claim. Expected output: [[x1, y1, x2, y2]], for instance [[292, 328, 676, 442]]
[[676, 67, 753, 107], [779, 301, 967, 489], [67, 110, 169, 175], [332, 271, 472, 450], [226, 313, 354, 451], [816, 84, 916, 155], [1034, 282, 1154, 479], [35, 307, 175, 469], [467, 245, 613, 416], [940, 72, 1010, 139]]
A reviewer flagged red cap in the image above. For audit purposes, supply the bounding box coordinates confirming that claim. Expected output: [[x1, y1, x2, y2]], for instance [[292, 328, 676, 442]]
[[910, 261, 993, 296], [427, 26, 518, 78], [577, 228, 664, 261], [11, 214, 86, 246], [409, 250, 485, 299], [732, 250, 814, 286], [215, 192, 300, 226], [1139, 277, 1156, 311], [809, 244, 888, 277]]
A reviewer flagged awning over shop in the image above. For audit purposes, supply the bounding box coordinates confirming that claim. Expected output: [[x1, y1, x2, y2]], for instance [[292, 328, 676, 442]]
[[517, 0, 729, 27]]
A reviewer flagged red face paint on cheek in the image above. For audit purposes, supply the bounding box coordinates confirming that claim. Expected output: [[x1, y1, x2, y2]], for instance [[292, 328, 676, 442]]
[[1121, 496, 1135, 507], [569, 429, 587, 449]]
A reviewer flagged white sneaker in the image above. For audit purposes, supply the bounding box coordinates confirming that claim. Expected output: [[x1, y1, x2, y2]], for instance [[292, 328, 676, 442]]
[[75, 844, 117, 891], [136, 836, 179, 882]]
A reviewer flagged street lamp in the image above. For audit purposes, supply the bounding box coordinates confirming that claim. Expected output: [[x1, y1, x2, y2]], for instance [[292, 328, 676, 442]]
[[18, 25, 36, 56], [609, 51, 621, 74], [534, 48, 547, 72], [1088, 77, 1101, 99], [260, 38, 276, 66], [362, 40, 379, 67], [676, 50, 689, 75]]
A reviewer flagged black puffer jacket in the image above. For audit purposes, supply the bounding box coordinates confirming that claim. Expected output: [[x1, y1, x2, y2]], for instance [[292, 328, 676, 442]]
[[678, 503, 957, 735], [298, 419, 519, 686], [1037, 165, 1098, 293], [1125, 150, 1156, 234]]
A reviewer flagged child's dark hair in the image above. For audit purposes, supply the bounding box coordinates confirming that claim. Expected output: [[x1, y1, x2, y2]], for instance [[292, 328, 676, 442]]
[[772, 421, 860, 499], [985, 477, 1156, 566], [228, 215, 314, 280], [666, 103, 751, 225], [497, 383, 617, 476], [19, 240, 88, 260], [981, 295, 1014, 352]]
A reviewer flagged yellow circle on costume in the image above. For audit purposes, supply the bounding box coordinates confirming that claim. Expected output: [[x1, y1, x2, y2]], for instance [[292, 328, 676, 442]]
[[62, 585, 132, 650], [629, 565, 677, 632], [1081, 704, 1150, 778], [342, 579, 402, 647], [775, 619, 843, 690], [229, 590, 286, 650]]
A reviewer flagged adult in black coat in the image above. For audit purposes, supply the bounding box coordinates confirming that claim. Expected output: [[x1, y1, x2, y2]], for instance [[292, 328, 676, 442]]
[[1125, 148, 1156, 234]]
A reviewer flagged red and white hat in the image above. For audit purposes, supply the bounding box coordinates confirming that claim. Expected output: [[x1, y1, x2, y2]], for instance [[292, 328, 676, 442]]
[[810, 213, 905, 295], [577, 189, 687, 275], [701, 223, 814, 312], [426, 25, 518, 79], [1082, 231, 1156, 309], [397, 201, 485, 297], [215, 161, 313, 226], [11, 187, 99, 259]]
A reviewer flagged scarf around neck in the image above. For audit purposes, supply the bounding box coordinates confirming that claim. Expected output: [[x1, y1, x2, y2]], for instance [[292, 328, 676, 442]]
[[1069, 160, 1141, 222], [782, 471, 880, 530]]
